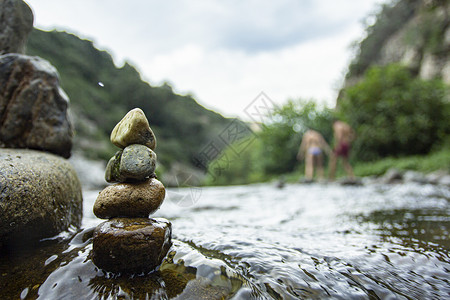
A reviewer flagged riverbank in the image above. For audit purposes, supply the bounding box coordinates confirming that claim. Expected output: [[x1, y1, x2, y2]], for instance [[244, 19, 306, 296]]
[[354, 147, 450, 177], [280, 147, 450, 184], [68, 147, 450, 189]]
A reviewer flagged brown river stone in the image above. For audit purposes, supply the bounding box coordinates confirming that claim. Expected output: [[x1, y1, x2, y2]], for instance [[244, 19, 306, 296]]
[[92, 217, 172, 274], [93, 178, 165, 219]]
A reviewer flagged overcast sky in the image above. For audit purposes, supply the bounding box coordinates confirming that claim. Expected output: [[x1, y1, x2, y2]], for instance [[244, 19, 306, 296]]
[[25, 0, 383, 119]]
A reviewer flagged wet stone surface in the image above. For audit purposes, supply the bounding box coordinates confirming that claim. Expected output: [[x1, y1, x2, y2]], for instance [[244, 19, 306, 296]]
[[92, 218, 172, 274], [93, 178, 165, 219], [0, 228, 245, 299], [0, 148, 82, 249]]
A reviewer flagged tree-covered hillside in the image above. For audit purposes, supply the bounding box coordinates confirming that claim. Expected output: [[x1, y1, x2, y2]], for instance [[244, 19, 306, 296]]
[[345, 0, 449, 86], [26, 29, 238, 174]]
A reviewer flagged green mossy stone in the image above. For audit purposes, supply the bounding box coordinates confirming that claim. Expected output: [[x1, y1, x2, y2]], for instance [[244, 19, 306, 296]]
[[104, 154, 117, 183], [105, 145, 157, 183], [120, 144, 156, 180]]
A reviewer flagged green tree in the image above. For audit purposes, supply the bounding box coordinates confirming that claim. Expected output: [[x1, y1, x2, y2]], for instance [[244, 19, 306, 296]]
[[205, 136, 264, 186], [258, 100, 334, 175], [205, 99, 334, 184], [339, 64, 449, 161]]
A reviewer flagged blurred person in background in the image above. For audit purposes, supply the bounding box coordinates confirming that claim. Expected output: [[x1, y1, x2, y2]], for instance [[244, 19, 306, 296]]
[[329, 120, 355, 180], [297, 129, 332, 182]]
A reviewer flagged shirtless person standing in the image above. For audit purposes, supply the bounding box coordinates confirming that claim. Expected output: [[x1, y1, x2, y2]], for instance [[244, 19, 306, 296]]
[[328, 120, 355, 180], [297, 129, 331, 181]]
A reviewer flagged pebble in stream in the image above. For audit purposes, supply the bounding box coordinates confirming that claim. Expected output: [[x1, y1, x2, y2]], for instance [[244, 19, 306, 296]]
[[92, 108, 172, 274]]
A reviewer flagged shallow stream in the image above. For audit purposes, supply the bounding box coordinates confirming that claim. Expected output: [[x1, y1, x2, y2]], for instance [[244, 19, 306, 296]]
[[1, 181, 449, 299]]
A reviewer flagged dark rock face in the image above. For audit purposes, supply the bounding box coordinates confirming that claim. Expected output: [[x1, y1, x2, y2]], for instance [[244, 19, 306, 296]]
[[0, 149, 83, 249], [93, 178, 165, 219], [0, 53, 73, 158], [92, 218, 172, 274], [0, 0, 33, 54]]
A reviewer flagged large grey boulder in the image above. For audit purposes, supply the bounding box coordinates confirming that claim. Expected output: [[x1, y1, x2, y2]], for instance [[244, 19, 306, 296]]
[[0, 149, 83, 249], [0, 53, 73, 158], [0, 0, 33, 54]]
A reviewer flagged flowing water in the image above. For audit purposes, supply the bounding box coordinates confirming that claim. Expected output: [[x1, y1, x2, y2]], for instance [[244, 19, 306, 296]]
[[1, 181, 449, 299]]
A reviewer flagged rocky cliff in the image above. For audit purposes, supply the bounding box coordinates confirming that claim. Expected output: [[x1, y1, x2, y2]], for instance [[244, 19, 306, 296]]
[[344, 0, 449, 89]]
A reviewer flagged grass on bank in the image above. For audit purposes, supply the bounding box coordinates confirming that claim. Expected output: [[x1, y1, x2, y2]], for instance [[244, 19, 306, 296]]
[[353, 147, 450, 177], [257, 147, 450, 185], [203, 147, 450, 186]]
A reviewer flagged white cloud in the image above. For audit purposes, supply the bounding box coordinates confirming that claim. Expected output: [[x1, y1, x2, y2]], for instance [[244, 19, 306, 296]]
[[26, 0, 383, 119], [138, 38, 344, 117]]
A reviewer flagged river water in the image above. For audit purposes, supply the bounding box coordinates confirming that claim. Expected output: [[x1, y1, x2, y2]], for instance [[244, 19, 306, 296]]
[[2, 181, 450, 299]]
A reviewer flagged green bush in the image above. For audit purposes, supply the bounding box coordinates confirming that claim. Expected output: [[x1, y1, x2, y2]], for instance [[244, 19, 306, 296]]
[[204, 136, 265, 186], [339, 64, 449, 161], [205, 99, 335, 185], [258, 100, 334, 175]]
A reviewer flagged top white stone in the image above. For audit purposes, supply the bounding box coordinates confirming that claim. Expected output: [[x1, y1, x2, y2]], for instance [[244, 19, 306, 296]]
[[110, 108, 156, 150]]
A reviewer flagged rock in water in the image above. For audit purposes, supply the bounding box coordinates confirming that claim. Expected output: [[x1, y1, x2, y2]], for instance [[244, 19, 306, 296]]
[[0, 54, 73, 158], [0, 0, 33, 54], [92, 218, 172, 274], [93, 178, 165, 219], [105, 144, 157, 183], [0, 149, 82, 249], [110, 108, 156, 150]]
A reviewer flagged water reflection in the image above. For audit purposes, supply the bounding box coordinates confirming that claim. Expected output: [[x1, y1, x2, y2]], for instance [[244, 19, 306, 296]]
[[360, 208, 450, 249], [0, 228, 246, 299]]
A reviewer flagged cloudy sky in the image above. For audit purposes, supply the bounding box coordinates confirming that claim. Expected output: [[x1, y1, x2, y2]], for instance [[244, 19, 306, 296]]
[[25, 0, 383, 119]]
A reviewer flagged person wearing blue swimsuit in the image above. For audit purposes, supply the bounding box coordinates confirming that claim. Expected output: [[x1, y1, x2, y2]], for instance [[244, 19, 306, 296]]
[[297, 130, 331, 181]]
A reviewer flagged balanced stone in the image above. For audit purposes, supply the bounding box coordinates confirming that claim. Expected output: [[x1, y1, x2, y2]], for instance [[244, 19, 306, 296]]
[[92, 217, 172, 274], [105, 144, 156, 183], [110, 108, 156, 150], [93, 178, 165, 219], [92, 107, 170, 275]]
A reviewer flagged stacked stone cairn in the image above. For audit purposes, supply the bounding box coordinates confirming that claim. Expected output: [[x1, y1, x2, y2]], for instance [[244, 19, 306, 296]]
[[92, 108, 172, 274]]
